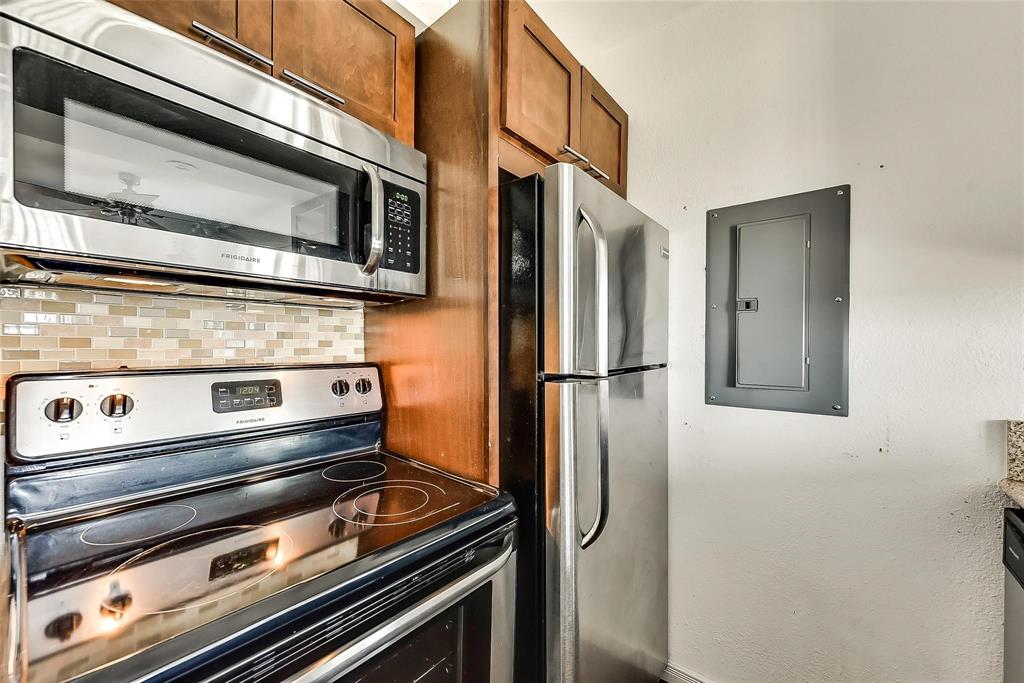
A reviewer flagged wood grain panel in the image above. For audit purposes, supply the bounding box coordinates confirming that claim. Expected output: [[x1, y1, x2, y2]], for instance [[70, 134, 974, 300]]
[[501, 0, 581, 159], [581, 66, 629, 197], [497, 133, 546, 180], [273, 0, 415, 144], [108, 0, 236, 37], [237, 0, 273, 59], [108, 0, 274, 74], [365, 0, 496, 483]]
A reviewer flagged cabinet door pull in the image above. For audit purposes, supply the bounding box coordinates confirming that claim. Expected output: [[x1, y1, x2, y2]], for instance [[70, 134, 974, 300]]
[[558, 145, 590, 165], [191, 21, 274, 68], [282, 70, 347, 106], [586, 163, 611, 181]]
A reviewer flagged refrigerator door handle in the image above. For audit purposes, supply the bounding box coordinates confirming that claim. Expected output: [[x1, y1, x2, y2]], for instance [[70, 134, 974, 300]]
[[579, 381, 610, 550], [577, 206, 609, 376]]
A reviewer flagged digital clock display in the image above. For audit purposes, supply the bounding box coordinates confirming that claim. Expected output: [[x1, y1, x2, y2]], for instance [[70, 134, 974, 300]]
[[211, 379, 282, 413]]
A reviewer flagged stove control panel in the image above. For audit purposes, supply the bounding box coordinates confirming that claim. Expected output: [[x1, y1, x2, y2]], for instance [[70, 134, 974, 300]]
[[8, 364, 383, 462], [211, 379, 282, 413]]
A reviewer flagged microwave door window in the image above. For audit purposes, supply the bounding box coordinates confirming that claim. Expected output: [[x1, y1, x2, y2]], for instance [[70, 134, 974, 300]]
[[12, 49, 362, 266], [61, 100, 340, 247]]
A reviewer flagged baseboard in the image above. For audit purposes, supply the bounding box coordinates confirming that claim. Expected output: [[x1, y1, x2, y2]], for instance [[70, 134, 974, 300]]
[[663, 662, 709, 683]]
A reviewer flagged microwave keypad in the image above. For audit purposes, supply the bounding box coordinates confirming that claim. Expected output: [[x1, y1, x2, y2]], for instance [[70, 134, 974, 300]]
[[384, 186, 420, 274]]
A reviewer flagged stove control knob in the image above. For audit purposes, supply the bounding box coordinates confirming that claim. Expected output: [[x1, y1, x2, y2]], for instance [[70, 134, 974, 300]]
[[100, 589, 134, 621], [331, 379, 350, 397], [100, 393, 134, 418], [44, 397, 83, 423], [44, 611, 82, 642], [354, 378, 373, 395]]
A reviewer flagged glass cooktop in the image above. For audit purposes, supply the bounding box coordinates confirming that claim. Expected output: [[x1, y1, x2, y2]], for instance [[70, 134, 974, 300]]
[[21, 453, 495, 683]]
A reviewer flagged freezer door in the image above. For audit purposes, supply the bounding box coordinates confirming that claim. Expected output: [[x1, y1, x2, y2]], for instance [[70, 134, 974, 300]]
[[542, 164, 669, 376], [544, 368, 668, 683]]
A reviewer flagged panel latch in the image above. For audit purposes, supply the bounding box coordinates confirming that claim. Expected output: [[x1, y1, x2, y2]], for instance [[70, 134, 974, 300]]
[[736, 298, 759, 312]]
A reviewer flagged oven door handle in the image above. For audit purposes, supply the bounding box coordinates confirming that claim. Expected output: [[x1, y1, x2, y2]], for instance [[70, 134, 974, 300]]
[[284, 532, 514, 683], [361, 163, 385, 276]]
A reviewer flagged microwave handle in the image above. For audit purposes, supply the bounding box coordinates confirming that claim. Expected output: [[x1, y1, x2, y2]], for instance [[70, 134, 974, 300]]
[[361, 164, 385, 276]]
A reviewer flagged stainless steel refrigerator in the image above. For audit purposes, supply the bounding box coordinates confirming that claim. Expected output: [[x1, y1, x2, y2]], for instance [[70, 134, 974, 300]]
[[499, 163, 668, 683]]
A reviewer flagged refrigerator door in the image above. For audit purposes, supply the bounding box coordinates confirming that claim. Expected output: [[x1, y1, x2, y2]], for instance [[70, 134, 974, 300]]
[[542, 163, 669, 377], [543, 367, 668, 683]]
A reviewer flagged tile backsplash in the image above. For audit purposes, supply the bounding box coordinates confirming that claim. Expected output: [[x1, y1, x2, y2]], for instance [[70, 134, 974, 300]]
[[0, 286, 364, 436]]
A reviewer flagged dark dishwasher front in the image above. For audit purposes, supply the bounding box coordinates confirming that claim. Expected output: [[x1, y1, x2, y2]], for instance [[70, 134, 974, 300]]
[[1005, 508, 1024, 683]]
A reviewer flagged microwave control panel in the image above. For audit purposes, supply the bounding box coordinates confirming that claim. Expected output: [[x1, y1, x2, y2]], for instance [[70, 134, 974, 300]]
[[383, 183, 421, 274]]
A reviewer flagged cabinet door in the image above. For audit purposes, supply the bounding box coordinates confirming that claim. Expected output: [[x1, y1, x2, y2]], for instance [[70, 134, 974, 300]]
[[580, 67, 628, 197], [501, 0, 581, 160], [273, 0, 415, 144], [107, 0, 273, 72]]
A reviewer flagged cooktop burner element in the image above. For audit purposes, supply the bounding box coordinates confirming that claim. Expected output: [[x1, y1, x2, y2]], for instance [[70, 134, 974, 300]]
[[99, 526, 293, 616], [80, 504, 198, 547], [321, 459, 388, 483], [333, 480, 459, 527], [354, 484, 428, 516]]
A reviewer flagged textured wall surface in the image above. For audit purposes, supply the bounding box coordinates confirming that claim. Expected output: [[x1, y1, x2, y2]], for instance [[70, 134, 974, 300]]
[[0, 286, 363, 440], [533, 1, 1024, 681]]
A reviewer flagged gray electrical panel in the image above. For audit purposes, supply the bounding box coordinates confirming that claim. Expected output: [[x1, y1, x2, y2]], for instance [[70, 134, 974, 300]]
[[706, 185, 849, 416]]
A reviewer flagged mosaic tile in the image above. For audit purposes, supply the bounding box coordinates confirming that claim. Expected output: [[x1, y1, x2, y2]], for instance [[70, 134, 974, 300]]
[[0, 286, 364, 440]]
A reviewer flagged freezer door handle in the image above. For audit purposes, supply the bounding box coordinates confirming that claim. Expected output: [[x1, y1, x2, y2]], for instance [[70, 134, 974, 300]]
[[579, 381, 610, 550], [577, 206, 609, 376]]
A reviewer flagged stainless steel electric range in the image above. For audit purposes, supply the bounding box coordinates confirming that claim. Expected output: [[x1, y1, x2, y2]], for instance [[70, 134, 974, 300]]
[[2, 363, 516, 682]]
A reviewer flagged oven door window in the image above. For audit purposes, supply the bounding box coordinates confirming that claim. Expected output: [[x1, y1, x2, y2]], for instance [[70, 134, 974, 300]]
[[340, 585, 493, 683], [12, 48, 368, 264]]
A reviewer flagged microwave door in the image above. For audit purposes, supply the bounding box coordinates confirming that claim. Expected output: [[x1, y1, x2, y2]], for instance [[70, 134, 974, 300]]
[[5, 40, 378, 293]]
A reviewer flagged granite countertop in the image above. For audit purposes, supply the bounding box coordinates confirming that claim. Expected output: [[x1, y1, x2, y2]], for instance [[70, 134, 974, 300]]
[[1002, 421, 1024, 506], [1000, 478, 1024, 508]]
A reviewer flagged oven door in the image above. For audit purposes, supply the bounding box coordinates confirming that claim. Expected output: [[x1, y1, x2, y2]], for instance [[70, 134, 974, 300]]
[[285, 537, 516, 683], [1, 17, 422, 295]]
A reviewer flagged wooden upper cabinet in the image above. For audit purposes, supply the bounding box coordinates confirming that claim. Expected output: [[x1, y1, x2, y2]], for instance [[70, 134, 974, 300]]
[[580, 67, 628, 197], [501, 0, 581, 161], [108, 0, 274, 73], [273, 0, 415, 145]]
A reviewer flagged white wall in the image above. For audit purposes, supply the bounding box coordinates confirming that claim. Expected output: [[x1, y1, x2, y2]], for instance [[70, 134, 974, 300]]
[[533, 2, 1024, 681]]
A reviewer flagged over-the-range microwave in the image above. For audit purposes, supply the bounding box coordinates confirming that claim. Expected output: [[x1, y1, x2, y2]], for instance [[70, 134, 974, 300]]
[[0, 0, 426, 307]]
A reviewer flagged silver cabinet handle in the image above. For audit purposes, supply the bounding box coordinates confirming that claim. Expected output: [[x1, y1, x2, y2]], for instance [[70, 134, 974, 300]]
[[191, 21, 274, 68], [285, 532, 515, 682], [559, 145, 590, 165], [577, 206, 609, 376], [282, 70, 347, 106], [361, 164, 384, 276], [577, 381, 610, 550], [586, 163, 611, 181]]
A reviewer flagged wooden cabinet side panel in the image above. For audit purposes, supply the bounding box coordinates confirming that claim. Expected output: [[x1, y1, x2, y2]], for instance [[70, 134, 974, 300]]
[[365, 0, 494, 483], [500, 0, 580, 159], [581, 66, 629, 197]]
